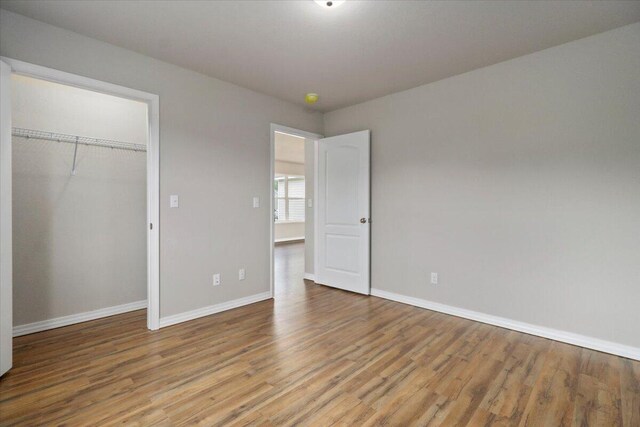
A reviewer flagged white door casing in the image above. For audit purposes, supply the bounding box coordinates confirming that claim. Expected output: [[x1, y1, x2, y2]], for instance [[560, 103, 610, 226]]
[[0, 59, 13, 377], [315, 130, 370, 295], [0, 56, 160, 333]]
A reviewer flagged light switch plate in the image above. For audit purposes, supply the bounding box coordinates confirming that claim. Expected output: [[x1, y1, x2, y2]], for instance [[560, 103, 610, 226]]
[[307, 198, 313, 208], [253, 196, 260, 208], [239, 268, 245, 280], [170, 195, 179, 208], [213, 273, 221, 286]]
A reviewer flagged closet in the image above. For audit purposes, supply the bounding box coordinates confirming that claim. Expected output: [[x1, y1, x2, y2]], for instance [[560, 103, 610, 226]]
[[11, 74, 148, 335]]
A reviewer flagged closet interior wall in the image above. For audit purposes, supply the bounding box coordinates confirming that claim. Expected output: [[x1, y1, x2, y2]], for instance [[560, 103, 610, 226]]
[[11, 74, 148, 329]]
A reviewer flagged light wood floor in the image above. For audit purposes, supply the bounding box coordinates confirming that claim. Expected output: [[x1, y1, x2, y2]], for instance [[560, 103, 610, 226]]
[[1, 243, 638, 426]]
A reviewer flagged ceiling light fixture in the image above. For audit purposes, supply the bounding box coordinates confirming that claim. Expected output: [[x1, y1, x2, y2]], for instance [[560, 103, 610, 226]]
[[305, 93, 319, 105], [314, 0, 346, 9]]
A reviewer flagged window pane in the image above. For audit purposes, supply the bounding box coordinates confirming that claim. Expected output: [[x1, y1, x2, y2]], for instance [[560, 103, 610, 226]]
[[288, 177, 305, 198], [275, 178, 286, 198], [288, 199, 305, 222], [276, 198, 286, 221]]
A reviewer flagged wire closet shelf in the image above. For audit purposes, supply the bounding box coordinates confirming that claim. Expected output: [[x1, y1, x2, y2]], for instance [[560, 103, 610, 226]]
[[12, 127, 147, 152], [13, 127, 147, 176]]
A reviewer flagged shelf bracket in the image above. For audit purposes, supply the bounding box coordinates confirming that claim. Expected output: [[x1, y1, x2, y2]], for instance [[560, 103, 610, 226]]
[[71, 136, 79, 176]]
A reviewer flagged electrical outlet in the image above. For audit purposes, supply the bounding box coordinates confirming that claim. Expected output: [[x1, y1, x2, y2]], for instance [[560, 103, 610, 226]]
[[239, 268, 245, 281], [430, 272, 438, 285], [213, 273, 221, 286]]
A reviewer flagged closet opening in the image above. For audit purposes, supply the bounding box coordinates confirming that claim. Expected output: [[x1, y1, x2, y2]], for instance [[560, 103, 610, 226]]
[[10, 73, 152, 336]]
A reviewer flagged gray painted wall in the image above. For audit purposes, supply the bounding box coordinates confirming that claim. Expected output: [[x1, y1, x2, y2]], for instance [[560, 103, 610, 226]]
[[12, 75, 148, 326], [0, 10, 322, 318], [274, 161, 304, 177], [324, 23, 640, 348], [13, 138, 147, 325]]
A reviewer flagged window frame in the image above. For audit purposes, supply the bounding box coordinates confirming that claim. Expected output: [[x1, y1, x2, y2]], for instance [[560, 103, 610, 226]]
[[275, 175, 305, 224]]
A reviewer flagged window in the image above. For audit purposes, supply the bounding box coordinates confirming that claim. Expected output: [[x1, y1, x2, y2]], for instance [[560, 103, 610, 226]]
[[275, 175, 305, 222]]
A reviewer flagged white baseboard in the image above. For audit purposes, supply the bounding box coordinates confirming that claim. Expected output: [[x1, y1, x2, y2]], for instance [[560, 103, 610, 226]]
[[370, 288, 640, 361], [159, 292, 272, 328], [303, 273, 315, 281], [13, 300, 147, 337]]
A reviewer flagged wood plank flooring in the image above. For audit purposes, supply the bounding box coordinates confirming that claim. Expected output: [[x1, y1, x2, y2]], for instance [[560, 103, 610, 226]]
[[0, 242, 638, 426]]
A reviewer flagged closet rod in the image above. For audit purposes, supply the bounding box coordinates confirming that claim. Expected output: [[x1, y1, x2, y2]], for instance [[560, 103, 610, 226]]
[[12, 127, 147, 152]]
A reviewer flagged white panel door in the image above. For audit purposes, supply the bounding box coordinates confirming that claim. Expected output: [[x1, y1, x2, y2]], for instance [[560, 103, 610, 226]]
[[316, 130, 370, 294], [0, 60, 12, 377]]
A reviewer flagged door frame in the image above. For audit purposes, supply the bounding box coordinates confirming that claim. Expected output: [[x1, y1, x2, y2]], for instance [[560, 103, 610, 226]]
[[1, 57, 161, 331], [269, 124, 322, 298]]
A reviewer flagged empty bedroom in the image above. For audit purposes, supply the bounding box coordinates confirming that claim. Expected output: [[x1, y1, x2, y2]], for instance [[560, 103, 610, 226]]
[[0, 1, 639, 425]]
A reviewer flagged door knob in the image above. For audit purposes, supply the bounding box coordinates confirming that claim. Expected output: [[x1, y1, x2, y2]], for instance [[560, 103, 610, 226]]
[[360, 218, 367, 224]]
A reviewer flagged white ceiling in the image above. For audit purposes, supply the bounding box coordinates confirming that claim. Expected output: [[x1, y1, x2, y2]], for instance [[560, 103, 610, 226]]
[[275, 132, 305, 165], [2, 1, 639, 112]]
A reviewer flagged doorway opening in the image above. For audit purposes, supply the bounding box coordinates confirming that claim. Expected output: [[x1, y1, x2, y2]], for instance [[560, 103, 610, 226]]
[[0, 59, 159, 367], [269, 124, 321, 298]]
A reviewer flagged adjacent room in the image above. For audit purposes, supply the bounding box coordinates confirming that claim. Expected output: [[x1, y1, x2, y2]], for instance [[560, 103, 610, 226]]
[[0, 1, 639, 425], [273, 131, 308, 296]]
